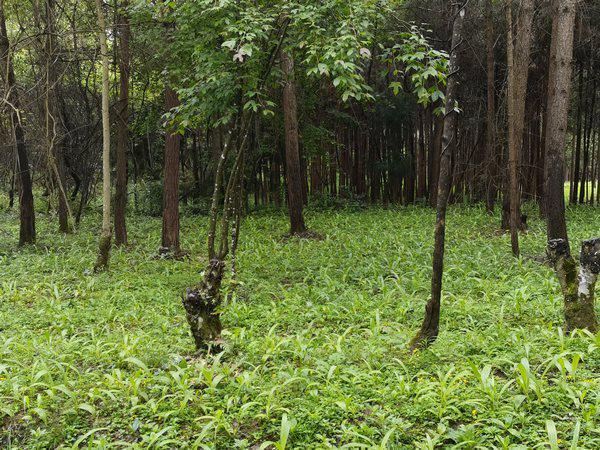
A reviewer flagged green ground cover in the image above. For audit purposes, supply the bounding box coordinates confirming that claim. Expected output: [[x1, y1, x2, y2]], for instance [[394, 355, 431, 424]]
[[1, 204, 599, 449]]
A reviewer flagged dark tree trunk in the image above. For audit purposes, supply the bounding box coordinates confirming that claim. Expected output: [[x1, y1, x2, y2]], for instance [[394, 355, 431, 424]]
[[545, 0, 577, 247], [161, 87, 181, 253], [281, 50, 306, 235], [0, 0, 36, 245], [485, 0, 496, 213], [114, 0, 130, 246], [410, 1, 466, 351]]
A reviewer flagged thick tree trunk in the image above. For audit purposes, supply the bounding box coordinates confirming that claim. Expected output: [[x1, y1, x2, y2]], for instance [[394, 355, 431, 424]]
[[114, 0, 130, 246], [545, 0, 577, 246], [410, 1, 466, 351], [94, 0, 112, 272], [161, 87, 181, 254], [0, 0, 36, 245], [547, 238, 599, 332], [281, 50, 307, 235]]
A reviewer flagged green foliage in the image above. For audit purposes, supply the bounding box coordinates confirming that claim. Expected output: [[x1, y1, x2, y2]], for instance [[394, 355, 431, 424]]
[[1, 205, 599, 448]]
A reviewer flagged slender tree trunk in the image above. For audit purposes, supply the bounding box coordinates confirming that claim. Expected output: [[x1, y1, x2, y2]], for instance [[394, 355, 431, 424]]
[[0, 0, 36, 245], [114, 0, 130, 246], [545, 0, 577, 247], [571, 66, 583, 204], [485, 0, 496, 213], [281, 49, 306, 235], [410, 1, 466, 351], [506, 0, 534, 257], [161, 87, 181, 254], [94, 0, 112, 272]]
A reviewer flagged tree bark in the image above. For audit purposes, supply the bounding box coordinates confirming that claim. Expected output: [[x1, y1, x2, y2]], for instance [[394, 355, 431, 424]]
[[114, 0, 130, 246], [545, 0, 578, 247], [506, 0, 534, 257], [484, 0, 496, 213], [281, 50, 307, 235], [161, 87, 181, 254], [0, 0, 36, 245], [94, 0, 112, 272], [410, 1, 466, 351]]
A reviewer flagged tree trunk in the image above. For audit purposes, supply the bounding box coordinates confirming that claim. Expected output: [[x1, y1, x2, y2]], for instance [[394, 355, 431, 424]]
[[114, 0, 130, 246], [506, 0, 534, 257], [281, 50, 307, 235], [545, 0, 577, 247], [94, 0, 112, 272], [0, 0, 36, 245], [484, 0, 496, 213], [410, 1, 466, 351], [161, 87, 181, 254]]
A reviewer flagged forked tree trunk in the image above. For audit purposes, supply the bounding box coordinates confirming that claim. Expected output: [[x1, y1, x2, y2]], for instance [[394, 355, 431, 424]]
[[93, 0, 112, 272], [0, 0, 36, 245], [161, 87, 181, 254], [545, 0, 577, 245], [547, 238, 599, 332], [114, 0, 130, 246], [409, 1, 466, 351], [281, 49, 307, 235]]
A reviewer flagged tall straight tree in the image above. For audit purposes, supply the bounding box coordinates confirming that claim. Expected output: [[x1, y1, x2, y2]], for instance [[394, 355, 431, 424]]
[[94, 0, 112, 272], [544, 0, 597, 333], [484, 0, 496, 213], [410, 0, 466, 351], [506, 0, 534, 257], [114, 0, 130, 246], [161, 86, 181, 254], [0, 0, 35, 245], [281, 49, 307, 235], [545, 0, 576, 246]]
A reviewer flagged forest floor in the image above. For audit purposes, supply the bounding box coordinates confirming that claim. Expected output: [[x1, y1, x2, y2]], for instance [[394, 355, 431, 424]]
[[1, 203, 599, 449]]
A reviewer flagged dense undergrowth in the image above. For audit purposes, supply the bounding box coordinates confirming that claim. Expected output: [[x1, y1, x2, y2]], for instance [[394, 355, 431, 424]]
[[1, 203, 599, 449]]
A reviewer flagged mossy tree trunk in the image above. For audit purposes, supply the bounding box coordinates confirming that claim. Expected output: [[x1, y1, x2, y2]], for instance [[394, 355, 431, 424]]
[[547, 238, 599, 333]]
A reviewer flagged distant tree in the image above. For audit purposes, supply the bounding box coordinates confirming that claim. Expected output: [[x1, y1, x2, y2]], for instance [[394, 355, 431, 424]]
[[281, 49, 307, 235]]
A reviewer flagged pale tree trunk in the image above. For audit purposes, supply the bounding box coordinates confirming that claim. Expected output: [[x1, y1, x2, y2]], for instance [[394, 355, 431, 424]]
[[281, 49, 307, 235], [410, 1, 466, 351], [94, 0, 112, 272], [0, 0, 36, 245], [114, 0, 130, 246], [506, 0, 534, 257]]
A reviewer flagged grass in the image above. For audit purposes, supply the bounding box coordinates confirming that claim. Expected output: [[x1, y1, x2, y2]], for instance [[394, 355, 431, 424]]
[[1, 202, 599, 449]]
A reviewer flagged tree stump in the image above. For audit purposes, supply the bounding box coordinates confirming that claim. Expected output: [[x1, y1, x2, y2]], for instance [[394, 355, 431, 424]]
[[547, 238, 599, 333], [182, 259, 225, 350]]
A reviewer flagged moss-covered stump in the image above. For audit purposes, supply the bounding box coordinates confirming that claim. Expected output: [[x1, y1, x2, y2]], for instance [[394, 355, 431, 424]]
[[547, 238, 599, 333], [182, 259, 225, 350]]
